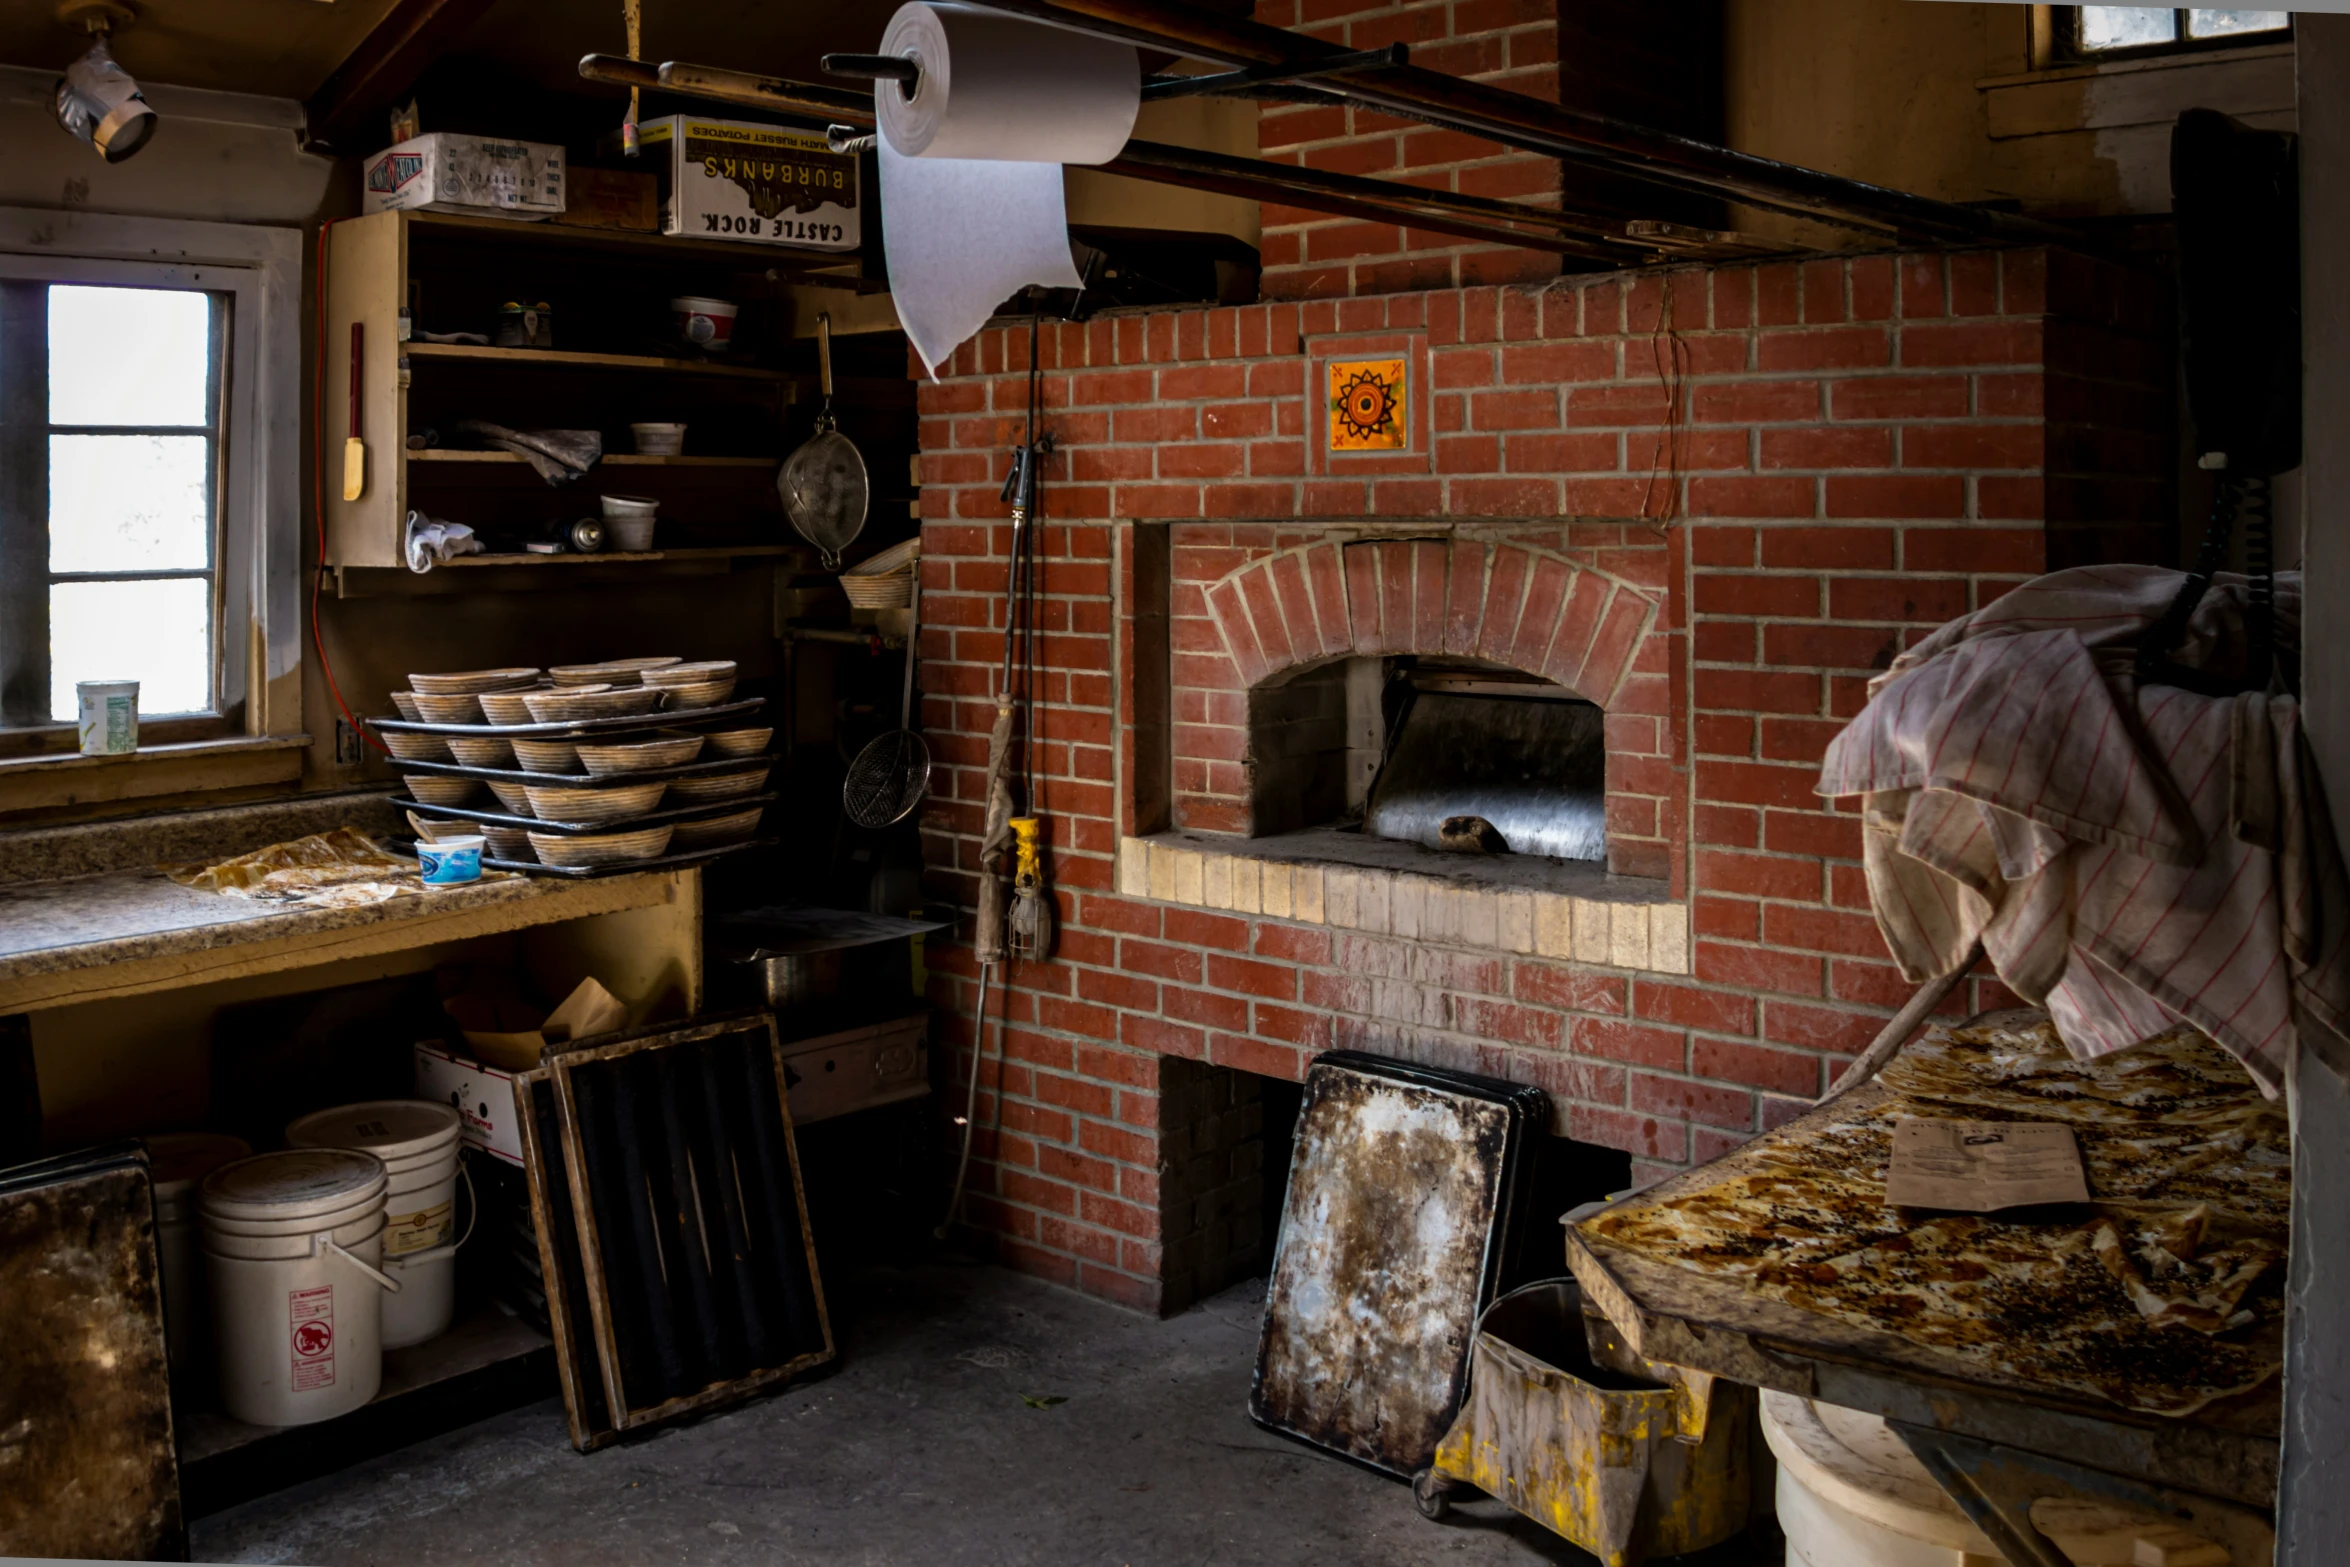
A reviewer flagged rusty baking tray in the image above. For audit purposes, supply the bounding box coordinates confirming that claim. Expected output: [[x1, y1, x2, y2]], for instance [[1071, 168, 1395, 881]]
[[367, 696, 765, 739], [1251, 1050, 1549, 1479], [0, 1142, 184, 1559]]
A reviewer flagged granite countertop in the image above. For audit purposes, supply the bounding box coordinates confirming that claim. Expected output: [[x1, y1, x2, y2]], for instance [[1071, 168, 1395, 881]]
[[0, 790, 671, 992]]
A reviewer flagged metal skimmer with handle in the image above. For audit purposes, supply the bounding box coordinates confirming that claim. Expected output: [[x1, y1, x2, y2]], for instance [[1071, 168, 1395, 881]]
[[842, 574, 929, 828], [779, 311, 868, 568]]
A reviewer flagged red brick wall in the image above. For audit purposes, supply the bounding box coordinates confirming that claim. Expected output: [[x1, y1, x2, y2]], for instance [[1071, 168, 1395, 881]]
[[1253, 0, 1563, 298], [914, 246, 2171, 1312]]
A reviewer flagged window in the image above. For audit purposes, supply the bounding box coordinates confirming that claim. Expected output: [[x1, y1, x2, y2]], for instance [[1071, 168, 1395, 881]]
[[0, 280, 225, 736], [0, 212, 302, 763], [2056, 7, 2290, 61]]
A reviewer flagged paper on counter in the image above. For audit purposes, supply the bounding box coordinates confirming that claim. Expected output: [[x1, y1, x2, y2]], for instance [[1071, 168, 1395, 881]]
[[880, 140, 1083, 378], [1884, 1116, 2090, 1210]]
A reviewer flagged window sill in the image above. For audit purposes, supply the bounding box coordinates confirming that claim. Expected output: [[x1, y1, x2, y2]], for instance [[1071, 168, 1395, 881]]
[[1977, 41, 2292, 91], [1115, 830, 1689, 975], [1979, 41, 2294, 143], [0, 735, 309, 816]]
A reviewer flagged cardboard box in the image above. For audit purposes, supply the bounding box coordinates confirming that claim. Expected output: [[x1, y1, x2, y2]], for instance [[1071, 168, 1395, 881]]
[[635, 115, 860, 252], [365, 132, 565, 221], [441, 976, 628, 1073], [553, 166, 659, 232], [413, 1044, 524, 1167]]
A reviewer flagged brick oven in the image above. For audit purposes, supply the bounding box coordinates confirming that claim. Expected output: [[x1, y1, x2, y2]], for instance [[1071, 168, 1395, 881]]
[[912, 242, 2171, 1314]]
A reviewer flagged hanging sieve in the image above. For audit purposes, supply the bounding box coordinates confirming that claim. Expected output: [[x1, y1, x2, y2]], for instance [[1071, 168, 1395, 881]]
[[843, 574, 930, 829], [779, 311, 869, 569]]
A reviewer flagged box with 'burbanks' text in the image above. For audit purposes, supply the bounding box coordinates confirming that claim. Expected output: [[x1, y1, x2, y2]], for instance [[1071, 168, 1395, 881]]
[[634, 115, 861, 252]]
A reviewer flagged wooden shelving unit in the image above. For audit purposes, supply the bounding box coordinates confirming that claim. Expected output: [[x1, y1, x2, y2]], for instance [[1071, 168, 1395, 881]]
[[408, 449, 778, 468], [403, 341, 793, 381], [323, 210, 828, 570]]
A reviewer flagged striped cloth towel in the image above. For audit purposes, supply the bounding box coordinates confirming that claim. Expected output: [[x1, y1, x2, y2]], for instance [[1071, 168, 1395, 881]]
[[1818, 565, 2350, 1096]]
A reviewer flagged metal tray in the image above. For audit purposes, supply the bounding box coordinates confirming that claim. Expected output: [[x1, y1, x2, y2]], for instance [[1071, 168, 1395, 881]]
[[368, 697, 766, 739], [390, 751, 776, 788], [483, 837, 780, 879], [396, 792, 777, 835]]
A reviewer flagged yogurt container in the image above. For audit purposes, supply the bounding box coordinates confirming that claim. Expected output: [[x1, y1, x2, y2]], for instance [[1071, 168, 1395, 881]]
[[416, 836, 484, 885]]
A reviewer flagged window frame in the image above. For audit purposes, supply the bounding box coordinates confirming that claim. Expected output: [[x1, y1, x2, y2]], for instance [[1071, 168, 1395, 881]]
[[0, 209, 301, 764], [2050, 6, 2293, 65]]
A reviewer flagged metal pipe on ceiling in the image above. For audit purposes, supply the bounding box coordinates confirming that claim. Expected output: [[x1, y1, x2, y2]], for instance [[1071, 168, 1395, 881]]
[[955, 0, 2094, 251], [581, 55, 1737, 265]]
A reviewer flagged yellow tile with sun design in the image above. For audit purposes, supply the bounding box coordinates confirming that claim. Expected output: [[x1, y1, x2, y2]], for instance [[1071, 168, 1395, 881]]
[[1327, 357, 1408, 452]]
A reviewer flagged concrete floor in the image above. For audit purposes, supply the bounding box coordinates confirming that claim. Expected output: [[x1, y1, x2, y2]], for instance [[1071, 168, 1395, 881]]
[[191, 1261, 1779, 1566]]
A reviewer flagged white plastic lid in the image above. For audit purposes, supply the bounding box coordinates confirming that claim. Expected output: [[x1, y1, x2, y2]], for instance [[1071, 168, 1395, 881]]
[[284, 1099, 462, 1163], [199, 1148, 387, 1223], [146, 1131, 253, 1193]]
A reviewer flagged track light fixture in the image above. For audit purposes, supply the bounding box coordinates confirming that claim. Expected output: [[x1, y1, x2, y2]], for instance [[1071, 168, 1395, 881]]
[[54, 2, 155, 164]]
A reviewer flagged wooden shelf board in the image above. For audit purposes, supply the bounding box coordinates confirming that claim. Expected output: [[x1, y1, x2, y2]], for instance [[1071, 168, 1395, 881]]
[[408, 449, 778, 469], [437, 544, 799, 567], [404, 341, 791, 380], [179, 1301, 556, 1517], [403, 210, 883, 288]]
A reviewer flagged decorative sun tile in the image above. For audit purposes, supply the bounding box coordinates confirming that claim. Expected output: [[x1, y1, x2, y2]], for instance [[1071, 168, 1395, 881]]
[[1327, 356, 1408, 452]]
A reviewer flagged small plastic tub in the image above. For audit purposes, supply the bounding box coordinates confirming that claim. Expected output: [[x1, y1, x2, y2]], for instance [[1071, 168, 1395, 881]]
[[416, 836, 483, 885], [631, 422, 686, 456], [77, 678, 139, 755], [669, 296, 736, 351], [600, 494, 660, 552]]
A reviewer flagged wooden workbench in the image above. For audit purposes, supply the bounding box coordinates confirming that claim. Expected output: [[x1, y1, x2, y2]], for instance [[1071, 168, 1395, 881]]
[[1566, 1013, 2282, 1565], [0, 862, 701, 1016]]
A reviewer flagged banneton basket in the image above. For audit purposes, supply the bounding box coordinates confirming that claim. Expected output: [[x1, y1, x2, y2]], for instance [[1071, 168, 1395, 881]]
[[527, 825, 675, 869]]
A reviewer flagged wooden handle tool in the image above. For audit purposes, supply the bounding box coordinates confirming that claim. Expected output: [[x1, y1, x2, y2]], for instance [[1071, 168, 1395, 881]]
[[343, 321, 366, 502]]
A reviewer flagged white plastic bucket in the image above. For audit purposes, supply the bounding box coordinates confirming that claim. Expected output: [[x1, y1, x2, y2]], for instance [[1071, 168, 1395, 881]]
[[285, 1101, 469, 1349], [1762, 1392, 2237, 1566], [200, 1149, 396, 1427], [145, 1131, 252, 1375]]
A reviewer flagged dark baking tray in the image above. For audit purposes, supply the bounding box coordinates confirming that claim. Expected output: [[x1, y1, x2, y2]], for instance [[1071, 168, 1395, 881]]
[[390, 752, 775, 788], [483, 838, 780, 878], [368, 697, 766, 739], [395, 792, 777, 836]]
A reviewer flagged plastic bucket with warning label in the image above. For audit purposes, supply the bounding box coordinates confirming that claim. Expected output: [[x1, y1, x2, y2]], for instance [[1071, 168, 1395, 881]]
[[199, 1148, 395, 1427], [285, 1100, 469, 1350], [144, 1130, 253, 1378]]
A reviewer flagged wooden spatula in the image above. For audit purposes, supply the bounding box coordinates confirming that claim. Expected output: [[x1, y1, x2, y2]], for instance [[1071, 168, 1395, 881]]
[[343, 321, 365, 502]]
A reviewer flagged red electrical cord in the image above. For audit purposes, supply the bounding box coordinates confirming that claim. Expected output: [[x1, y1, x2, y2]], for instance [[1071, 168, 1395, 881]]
[[312, 218, 392, 759]]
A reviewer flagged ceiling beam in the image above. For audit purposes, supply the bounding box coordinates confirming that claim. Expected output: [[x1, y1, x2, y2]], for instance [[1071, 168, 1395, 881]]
[[305, 0, 503, 154], [962, 0, 2100, 252], [582, 56, 1777, 266]]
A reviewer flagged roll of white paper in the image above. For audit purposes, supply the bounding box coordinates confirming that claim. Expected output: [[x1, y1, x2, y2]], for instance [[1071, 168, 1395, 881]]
[[880, 140, 1084, 377], [876, 1, 1140, 165]]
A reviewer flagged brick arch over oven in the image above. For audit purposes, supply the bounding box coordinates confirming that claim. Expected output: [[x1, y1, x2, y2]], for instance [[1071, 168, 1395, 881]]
[[1203, 536, 1660, 704]]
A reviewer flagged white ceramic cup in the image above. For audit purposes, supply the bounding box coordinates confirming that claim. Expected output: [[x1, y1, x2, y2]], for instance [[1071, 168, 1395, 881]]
[[77, 679, 139, 756]]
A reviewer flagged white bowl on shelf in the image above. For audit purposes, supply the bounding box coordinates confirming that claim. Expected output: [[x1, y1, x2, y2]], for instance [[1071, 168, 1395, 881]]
[[631, 423, 686, 456]]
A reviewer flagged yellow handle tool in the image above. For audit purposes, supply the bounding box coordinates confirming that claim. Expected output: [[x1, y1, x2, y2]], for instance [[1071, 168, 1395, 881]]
[[342, 321, 365, 502]]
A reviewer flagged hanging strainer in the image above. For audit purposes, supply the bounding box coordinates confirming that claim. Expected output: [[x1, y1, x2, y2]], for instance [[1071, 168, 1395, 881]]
[[779, 311, 869, 569], [843, 576, 930, 828]]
